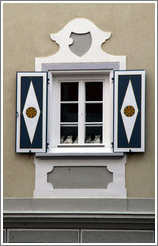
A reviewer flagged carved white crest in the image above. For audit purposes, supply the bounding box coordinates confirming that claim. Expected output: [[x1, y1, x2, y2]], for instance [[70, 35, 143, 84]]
[[50, 18, 111, 57], [35, 18, 126, 70]]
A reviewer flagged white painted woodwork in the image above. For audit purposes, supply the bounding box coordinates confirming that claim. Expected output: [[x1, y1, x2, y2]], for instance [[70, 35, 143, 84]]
[[50, 73, 111, 152], [34, 18, 127, 198]]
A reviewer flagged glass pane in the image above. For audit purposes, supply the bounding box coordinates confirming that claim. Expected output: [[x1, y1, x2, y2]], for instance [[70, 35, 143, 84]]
[[61, 104, 78, 122], [86, 82, 103, 101], [85, 126, 102, 143], [60, 126, 78, 144], [86, 104, 102, 122], [61, 82, 78, 101]]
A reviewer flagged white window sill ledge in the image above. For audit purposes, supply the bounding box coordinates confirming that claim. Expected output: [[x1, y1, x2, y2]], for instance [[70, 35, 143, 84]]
[[36, 148, 124, 157]]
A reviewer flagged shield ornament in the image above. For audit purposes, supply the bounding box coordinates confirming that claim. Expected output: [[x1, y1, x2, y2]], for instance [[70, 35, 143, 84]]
[[69, 32, 92, 57]]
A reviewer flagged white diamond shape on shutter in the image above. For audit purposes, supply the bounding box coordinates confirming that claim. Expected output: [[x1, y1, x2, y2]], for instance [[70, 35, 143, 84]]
[[22, 81, 41, 144], [120, 79, 139, 143]]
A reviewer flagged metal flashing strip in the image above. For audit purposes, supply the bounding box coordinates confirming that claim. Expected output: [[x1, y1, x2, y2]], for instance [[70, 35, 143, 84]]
[[42, 62, 120, 72]]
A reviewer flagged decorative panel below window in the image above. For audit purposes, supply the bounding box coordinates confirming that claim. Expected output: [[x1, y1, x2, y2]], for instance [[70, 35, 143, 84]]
[[16, 72, 47, 153], [114, 70, 145, 152]]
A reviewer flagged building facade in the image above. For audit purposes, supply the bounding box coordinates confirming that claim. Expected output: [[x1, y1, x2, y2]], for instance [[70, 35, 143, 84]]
[[3, 2, 156, 244]]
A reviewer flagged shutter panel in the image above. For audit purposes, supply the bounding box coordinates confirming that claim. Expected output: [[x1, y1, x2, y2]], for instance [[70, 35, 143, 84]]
[[16, 72, 47, 153], [113, 70, 145, 152]]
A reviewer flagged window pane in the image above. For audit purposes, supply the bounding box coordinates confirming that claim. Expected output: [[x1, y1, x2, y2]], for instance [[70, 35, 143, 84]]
[[61, 82, 78, 101], [61, 104, 78, 122], [85, 126, 102, 143], [86, 82, 102, 101], [86, 104, 102, 122], [60, 126, 78, 144]]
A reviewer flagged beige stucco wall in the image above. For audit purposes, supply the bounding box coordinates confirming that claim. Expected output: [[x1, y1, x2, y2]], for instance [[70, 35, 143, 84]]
[[3, 3, 155, 197]]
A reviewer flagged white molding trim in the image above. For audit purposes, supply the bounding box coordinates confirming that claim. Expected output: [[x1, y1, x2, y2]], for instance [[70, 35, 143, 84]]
[[34, 18, 127, 198], [34, 155, 127, 198]]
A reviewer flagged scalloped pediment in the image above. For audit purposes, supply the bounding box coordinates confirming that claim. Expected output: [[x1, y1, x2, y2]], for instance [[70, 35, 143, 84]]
[[35, 18, 126, 70], [50, 18, 111, 57]]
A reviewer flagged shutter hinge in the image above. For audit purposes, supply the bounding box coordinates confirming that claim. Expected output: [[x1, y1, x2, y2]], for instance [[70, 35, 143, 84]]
[[112, 78, 114, 83], [111, 142, 114, 147], [16, 112, 19, 117], [47, 78, 50, 84], [47, 143, 49, 149]]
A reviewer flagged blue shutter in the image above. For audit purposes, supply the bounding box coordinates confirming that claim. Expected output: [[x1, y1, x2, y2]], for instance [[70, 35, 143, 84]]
[[16, 72, 47, 153], [113, 70, 145, 152]]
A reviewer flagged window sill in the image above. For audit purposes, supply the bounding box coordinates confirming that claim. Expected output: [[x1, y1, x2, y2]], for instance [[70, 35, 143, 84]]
[[58, 144, 105, 147], [36, 147, 124, 158]]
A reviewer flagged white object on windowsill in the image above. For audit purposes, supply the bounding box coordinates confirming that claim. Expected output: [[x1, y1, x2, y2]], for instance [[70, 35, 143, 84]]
[[64, 135, 73, 144], [92, 135, 101, 143]]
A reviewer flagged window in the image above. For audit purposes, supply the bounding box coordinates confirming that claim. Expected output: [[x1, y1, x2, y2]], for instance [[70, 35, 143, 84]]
[[60, 81, 103, 145], [48, 71, 113, 153], [16, 69, 145, 154]]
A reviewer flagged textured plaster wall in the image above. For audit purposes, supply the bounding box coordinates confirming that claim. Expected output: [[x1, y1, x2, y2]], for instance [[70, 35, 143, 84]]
[[3, 3, 155, 197]]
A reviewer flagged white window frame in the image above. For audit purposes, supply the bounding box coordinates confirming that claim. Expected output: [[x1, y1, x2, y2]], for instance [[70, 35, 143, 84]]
[[47, 70, 114, 155]]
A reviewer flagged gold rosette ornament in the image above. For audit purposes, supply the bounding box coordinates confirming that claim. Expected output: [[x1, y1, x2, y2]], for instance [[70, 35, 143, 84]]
[[124, 105, 135, 117], [26, 107, 37, 118]]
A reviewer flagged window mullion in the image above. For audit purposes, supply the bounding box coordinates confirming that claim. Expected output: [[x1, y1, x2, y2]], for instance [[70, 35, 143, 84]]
[[78, 81, 85, 144]]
